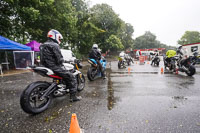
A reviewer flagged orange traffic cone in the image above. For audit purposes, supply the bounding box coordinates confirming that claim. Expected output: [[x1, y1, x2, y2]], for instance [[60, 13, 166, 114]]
[[69, 113, 82, 133], [147, 62, 149, 64], [161, 67, 164, 74], [136, 61, 137, 64], [128, 67, 131, 74]]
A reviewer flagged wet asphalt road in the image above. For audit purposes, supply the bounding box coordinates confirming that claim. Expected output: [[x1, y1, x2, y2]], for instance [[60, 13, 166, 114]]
[[0, 60, 200, 133]]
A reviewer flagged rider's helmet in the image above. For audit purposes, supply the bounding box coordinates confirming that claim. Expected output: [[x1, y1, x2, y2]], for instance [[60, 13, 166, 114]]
[[176, 44, 183, 55], [47, 29, 63, 44], [92, 44, 98, 49], [177, 44, 183, 50]]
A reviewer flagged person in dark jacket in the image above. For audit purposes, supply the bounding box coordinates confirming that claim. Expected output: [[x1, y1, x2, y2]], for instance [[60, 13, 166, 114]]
[[88, 44, 106, 78], [40, 29, 81, 102]]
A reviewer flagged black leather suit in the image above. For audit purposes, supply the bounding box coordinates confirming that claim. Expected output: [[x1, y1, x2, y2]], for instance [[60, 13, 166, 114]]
[[40, 39, 77, 94]]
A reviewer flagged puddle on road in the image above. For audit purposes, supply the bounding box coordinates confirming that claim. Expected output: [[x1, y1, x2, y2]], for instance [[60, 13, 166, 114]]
[[110, 71, 173, 77], [172, 96, 188, 100], [170, 96, 188, 109], [107, 68, 117, 110], [111, 71, 173, 75], [107, 71, 114, 110]]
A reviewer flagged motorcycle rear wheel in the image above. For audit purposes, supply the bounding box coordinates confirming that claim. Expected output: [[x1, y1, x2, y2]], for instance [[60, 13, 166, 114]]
[[20, 81, 52, 114]]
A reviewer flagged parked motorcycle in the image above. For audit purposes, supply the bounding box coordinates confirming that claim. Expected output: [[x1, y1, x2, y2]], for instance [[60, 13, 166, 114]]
[[175, 52, 199, 76], [118, 56, 126, 69], [87, 56, 107, 81], [125, 56, 134, 66], [20, 60, 85, 114], [151, 55, 160, 66]]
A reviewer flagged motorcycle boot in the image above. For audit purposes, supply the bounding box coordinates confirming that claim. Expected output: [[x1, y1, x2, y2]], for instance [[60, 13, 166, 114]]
[[70, 93, 82, 102]]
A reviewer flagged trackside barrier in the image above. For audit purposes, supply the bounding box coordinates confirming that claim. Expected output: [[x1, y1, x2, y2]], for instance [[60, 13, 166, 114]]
[[139, 56, 145, 65], [69, 113, 84, 133]]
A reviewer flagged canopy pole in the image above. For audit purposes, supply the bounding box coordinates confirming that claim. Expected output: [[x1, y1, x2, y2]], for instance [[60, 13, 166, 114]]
[[5, 51, 9, 70]]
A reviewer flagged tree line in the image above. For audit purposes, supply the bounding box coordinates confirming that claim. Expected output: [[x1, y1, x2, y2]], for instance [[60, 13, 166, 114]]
[[1, 0, 199, 57], [0, 0, 134, 55]]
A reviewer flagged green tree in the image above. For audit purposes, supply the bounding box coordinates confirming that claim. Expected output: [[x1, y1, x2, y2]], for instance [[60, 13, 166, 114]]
[[0, 0, 14, 38], [134, 31, 157, 49], [106, 35, 124, 51], [118, 23, 134, 49], [90, 4, 125, 52], [178, 31, 200, 45], [134, 31, 174, 50]]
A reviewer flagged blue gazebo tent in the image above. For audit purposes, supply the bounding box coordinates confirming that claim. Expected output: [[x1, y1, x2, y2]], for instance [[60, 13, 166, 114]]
[[0, 35, 31, 71], [0, 35, 31, 51]]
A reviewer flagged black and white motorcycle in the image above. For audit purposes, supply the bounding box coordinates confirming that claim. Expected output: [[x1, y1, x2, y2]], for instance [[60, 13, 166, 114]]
[[125, 55, 134, 66], [20, 59, 85, 114], [118, 56, 126, 69], [175, 52, 199, 76], [151, 54, 160, 66]]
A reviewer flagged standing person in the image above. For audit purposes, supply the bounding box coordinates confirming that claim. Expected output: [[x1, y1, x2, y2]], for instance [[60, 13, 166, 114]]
[[39, 29, 81, 102], [89, 44, 106, 79]]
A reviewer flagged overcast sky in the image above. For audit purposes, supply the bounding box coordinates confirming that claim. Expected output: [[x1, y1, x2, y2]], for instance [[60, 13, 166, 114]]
[[87, 0, 200, 46]]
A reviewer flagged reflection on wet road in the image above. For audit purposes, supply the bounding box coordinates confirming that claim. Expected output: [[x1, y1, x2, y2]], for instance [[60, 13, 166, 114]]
[[0, 60, 200, 133]]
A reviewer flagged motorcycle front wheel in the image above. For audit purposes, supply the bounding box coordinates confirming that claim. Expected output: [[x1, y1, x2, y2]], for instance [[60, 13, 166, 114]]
[[118, 61, 122, 69], [20, 81, 52, 114], [156, 62, 159, 66], [87, 67, 97, 81], [77, 74, 85, 91]]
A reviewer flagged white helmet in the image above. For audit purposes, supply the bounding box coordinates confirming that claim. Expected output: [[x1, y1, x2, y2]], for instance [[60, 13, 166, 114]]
[[47, 29, 63, 44], [92, 44, 98, 49], [176, 44, 182, 50]]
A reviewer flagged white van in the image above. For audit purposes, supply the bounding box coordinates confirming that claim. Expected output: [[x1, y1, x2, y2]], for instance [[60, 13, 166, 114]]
[[60, 49, 76, 62]]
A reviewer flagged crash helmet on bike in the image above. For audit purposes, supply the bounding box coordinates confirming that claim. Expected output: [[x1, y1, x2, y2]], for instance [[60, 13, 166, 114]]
[[47, 29, 63, 44], [92, 44, 98, 49]]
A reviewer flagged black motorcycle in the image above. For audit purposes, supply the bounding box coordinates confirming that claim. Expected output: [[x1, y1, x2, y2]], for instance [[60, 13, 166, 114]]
[[125, 56, 134, 66], [151, 55, 160, 66], [164, 56, 176, 71], [20, 60, 85, 114], [175, 52, 199, 76]]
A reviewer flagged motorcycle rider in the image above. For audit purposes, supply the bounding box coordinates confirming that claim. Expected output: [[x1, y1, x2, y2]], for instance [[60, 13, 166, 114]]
[[89, 44, 106, 79], [165, 49, 176, 66], [119, 51, 126, 67], [39, 29, 81, 102], [119, 51, 125, 57], [151, 53, 159, 65]]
